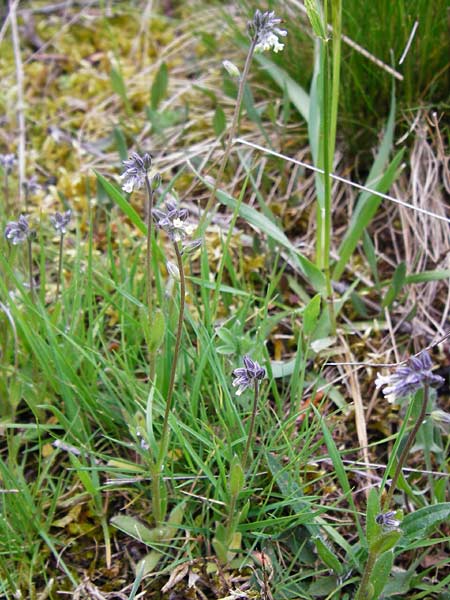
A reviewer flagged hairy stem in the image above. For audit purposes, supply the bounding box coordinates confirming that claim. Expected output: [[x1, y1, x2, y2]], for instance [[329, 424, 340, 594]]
[[355, 546, 378, 600], [242, 379, 260, 471]]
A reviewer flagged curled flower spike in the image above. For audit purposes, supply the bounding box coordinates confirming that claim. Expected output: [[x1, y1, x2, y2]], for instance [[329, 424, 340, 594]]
[[120, 152, 152, 193], [248, 10, 287, 53], [4, 215, 31, 245], [0, 153, 16, 174], [375, 511, 401, 529], [153, 199, 196, 243], [50, 210, 72, 234], [375, 350, 444, 403], [232, 355, 266, 396]]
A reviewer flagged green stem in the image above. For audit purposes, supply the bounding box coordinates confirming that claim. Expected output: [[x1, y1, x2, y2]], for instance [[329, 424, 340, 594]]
[[144, 176, 154, 318], [242, 379, 260, 471], [56, 233, 64, 298], [27, 236, 34, 302], [355, 546, 378, 600], [383, 384, 429, 512], [153, 241, 185, 524], [197, 38, 257, 233]]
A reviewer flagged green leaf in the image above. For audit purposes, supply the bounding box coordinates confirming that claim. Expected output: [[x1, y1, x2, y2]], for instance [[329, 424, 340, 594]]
[[110, 515, 164, 544], [303, 294, 321, 336], [229, 455, 244, 496], [213, 105, 226, 137], [371, 550, 394, 599], [95, 172, 146, 234], [405, 269, 450, 284], [400, 503, 450, 541], [366, 488, 381, 545], [370, 529, 402, 554], [151, 62, 168, 110], [314, 537, 343, 575], [135, 550, 163, 576], [381, 262, 406, 308]]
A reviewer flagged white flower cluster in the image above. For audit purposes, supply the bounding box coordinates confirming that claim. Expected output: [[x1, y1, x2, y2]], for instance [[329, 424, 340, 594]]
[[248, 10, 287, 54]]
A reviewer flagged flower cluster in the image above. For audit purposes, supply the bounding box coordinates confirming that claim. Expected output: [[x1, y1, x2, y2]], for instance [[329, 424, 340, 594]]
[[50, 210, 72, 235], [153, 199, 195, 243], [0, 153, 16, 174], [375, 350, 444, 403], [4, 215, 32, 245], [375, 511, 401, 529], [232, 355, 266, 396], [120, 152, 152, 193], [22, 175, 40, 196], [248, 10, 287, 53]]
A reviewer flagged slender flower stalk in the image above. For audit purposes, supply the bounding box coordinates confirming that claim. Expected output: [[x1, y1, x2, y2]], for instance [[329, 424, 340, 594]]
[[356, 351, 444, 600], [232, 355, 266, 469], [198, 10, 287, 232], [120, 152, 156, 372], [50, 210, 71, 298], [150, 201, 199, 525]]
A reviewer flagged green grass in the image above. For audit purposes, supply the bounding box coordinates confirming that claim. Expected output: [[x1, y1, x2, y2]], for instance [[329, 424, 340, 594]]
[[0, 1, 449, 598]]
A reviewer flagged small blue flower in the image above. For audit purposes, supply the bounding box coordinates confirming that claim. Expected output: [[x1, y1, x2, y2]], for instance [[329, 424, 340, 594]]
[[153, 199, 195, 243], [0, 153, 16, 174], [4, 215, 31, 245], [120, 152, 152, 193], [375, 511, 401, 529], [50, 210, 72, 234], [375, 350, 444, 403], [248, 10, 287, 53], [232, 355, 266, 396]]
